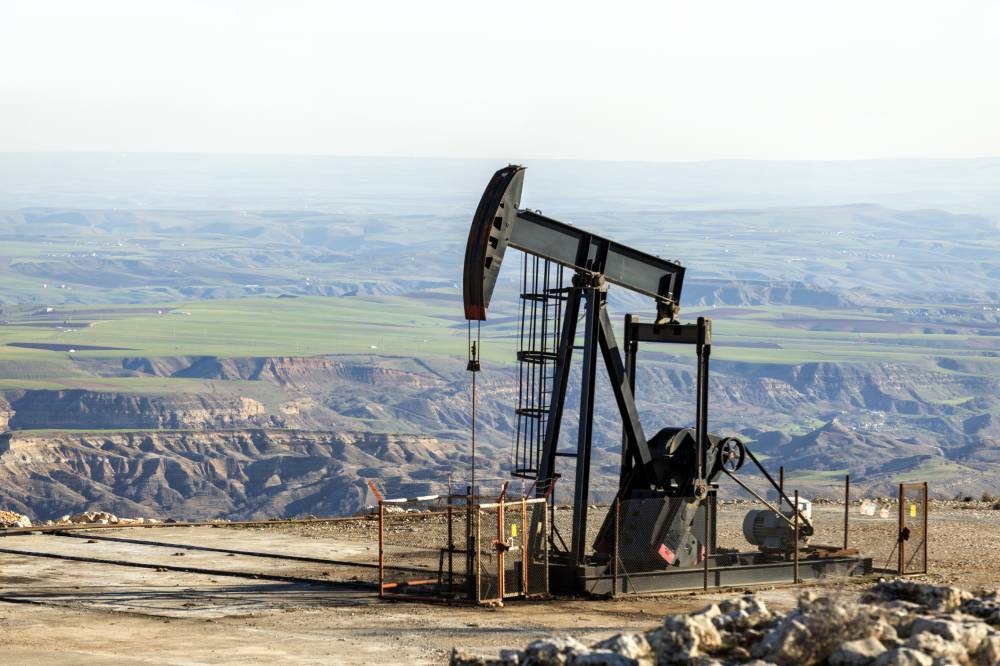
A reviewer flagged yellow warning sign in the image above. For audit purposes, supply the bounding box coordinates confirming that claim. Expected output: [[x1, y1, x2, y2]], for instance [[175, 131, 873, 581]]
[[511, 524, 518, 538], [910, 503, 918, 518]]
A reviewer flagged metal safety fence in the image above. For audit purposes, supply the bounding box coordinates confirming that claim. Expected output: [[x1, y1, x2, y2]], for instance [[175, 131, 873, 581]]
[[377, 494, 468, 601], [377, 493, 548, 604]]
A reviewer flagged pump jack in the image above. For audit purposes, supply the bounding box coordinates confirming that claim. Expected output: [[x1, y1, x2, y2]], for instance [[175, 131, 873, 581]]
[[463, 165, 871, 594]]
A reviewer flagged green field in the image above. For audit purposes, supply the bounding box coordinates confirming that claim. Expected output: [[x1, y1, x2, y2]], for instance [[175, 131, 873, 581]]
[[1, 295, 462, 357], [2, 292, 998, 394]]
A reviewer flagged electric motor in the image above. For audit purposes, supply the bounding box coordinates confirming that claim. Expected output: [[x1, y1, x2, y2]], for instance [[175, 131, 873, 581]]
[[742, 504, 811, 553]]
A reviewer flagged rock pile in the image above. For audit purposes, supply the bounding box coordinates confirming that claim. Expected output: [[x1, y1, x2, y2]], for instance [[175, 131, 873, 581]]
[[41, 511, 159, 526], [451, 580, 1000, 665], [0, 509, 32, 528]]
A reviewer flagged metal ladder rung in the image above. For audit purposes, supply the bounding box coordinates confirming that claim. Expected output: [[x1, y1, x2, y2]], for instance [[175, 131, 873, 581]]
[[515, 407, 550, 418]]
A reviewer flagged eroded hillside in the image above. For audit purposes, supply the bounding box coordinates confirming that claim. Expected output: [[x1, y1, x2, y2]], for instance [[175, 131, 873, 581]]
[[1, 347, 999, 519]]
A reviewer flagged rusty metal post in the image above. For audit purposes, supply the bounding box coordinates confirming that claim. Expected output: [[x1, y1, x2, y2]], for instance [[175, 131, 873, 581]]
[[923, 481, 929, 575], [497, 493, 505, 600], [476, 499, 482, 603], [467, 485, 475, 601], [521, 496, 528, 594], [447, 478, 454, 597], [844, 474, 850, 551], [378, 501, 385, 598], [793, 490, 799, 584], [543, 497, 549, 594], [898, 483, 904, 576], [703, 495, 710, 591]]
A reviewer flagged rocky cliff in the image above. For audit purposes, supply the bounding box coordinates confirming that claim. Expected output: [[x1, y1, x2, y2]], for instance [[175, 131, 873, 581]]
[[0, 395, 11, 431], [3, 352, 999, 519], [0, 429, 489, 521], [5, 389, 268, 430]]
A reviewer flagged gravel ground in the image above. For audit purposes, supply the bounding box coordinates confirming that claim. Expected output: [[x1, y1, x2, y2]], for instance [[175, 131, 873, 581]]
[[2, 499, 998, 664]]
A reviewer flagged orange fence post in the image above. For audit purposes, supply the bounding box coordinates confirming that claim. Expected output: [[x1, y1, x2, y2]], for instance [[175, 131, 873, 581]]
[[378, 501, 385, 598]]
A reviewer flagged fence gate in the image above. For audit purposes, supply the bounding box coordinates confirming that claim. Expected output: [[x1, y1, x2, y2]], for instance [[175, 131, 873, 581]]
[[476, 497, 548, 605], [378, 495, 467, 602], [898, 482, 928, 575]]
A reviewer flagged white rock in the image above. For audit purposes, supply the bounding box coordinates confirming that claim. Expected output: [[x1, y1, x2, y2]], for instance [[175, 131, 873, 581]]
[[449, 647, 516, 665], [569, 650, 641, 665], [973, 634, 1000, 666], [719, 597, 773, 632], [718, 598, 751, 615], [908, 616, 988, 654], [830, 637, 887, 665], [522, 636, 588, 664], [592, 633, 652, 664], [498, 648, 523, 664], [874, 580, 971, 613], [651, 609, 723, 664], [873, 647, 933, 666], [905, 631, 968, 664], [753, 616, 812, 664], [962, 594, 1000, 623], [745, 598, 772, 625]]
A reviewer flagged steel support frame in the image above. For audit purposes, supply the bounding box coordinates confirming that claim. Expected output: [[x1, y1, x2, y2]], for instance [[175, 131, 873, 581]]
[[619, 317, 712, 485], [537, 288, 714, 573], [570, 285, 600, 567], [575, 554, 873, 596]]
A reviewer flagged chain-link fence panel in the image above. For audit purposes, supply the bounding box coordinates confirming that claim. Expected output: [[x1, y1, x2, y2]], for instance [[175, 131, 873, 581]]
[[523, 499, 549, 597], [608, 495, 712, 589], [475, 502, 502, 604], [899, 482, 928, 575], [378, 496, 468, 601], [500, 500, 525, 599]]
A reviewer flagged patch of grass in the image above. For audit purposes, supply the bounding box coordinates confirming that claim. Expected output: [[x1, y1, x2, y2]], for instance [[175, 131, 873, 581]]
[[1, 295, 482, 361], [789, 468, 851, 483], [895, 458, 975, 483]]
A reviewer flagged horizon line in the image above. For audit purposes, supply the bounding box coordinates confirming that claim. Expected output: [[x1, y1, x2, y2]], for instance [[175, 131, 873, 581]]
[[2, 151, 1000, 166]]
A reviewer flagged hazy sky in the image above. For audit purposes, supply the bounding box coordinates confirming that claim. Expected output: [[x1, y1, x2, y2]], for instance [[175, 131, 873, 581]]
[[2, 1, 998, 161]]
